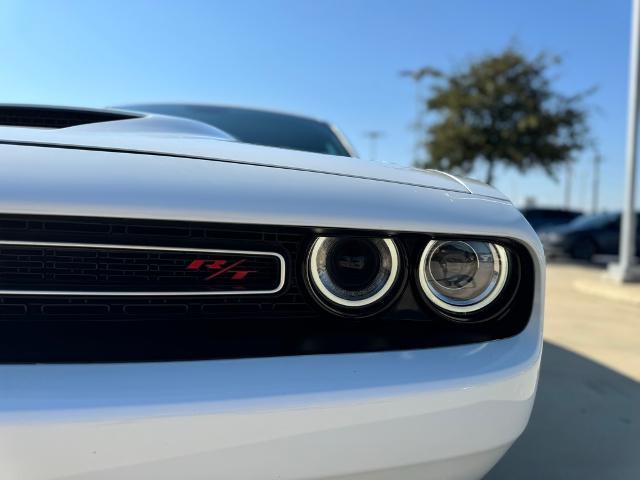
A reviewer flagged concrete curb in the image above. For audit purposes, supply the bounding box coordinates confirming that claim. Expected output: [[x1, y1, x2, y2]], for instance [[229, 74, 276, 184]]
[[573, 277, 640, 306]]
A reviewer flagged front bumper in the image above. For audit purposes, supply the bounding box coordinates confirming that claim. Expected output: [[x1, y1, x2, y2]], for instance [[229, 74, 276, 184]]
[[0, 309, 541, 480]]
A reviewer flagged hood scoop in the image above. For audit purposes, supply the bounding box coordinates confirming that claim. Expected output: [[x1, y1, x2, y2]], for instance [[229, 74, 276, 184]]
[[0, 105, 137, 129]]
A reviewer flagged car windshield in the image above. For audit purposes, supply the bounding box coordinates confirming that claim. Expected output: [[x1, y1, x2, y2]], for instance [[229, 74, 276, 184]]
[[567, 213, 619, 230], [119, 104, 352, 157]]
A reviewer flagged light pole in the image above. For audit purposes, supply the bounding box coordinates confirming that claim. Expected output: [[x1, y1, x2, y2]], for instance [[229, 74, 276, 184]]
[[609, 0, 640, 282], [592, 153, 601, 214], [363, 130, 384, 162], [564, 160, 573, 210]]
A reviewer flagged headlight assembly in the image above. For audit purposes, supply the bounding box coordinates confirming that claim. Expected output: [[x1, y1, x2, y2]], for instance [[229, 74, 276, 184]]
[[306, 234, 518, 321], [308, 236, 400, 309], [418, 240, 509, 314]]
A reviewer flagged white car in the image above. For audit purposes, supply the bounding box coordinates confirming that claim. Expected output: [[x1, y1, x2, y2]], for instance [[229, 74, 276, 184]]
[[0, 105, 544, 480]]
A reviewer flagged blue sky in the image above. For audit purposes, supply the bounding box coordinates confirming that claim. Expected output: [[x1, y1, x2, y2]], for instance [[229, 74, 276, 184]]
[[0, 0, 634, 210]]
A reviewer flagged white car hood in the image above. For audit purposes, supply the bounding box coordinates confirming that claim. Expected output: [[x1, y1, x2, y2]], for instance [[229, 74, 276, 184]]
[[0, 111, 508, 201]]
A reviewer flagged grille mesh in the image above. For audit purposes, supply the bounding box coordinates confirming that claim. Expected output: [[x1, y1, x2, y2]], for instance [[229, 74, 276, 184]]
[[0, 243, 283, 294], [0, 215, 316, 321]]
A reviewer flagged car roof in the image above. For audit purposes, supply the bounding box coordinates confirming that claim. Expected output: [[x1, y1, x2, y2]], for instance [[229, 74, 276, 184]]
[[521, 208, 580, 214], [115, 103, 358, 158]]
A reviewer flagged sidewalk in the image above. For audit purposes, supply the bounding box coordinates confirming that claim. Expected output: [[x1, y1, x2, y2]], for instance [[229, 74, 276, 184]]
[[572, 265, 640, 306], [543, 263, 640, 381]]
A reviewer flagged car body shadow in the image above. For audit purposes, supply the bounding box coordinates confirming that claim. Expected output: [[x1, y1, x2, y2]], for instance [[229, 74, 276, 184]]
[[486, 341, 640, 479]]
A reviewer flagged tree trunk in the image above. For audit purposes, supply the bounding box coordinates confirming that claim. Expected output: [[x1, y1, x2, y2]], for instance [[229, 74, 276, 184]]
[[485, 159, 495, 185]]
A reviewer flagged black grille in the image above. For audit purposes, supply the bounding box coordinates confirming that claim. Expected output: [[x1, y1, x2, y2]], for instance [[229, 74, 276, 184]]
[[0, 215, 314, 322], [0, 243, 283, 294], [0, 106, 136, 129]]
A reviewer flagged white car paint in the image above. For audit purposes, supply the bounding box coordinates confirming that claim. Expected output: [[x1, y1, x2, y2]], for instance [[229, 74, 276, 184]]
[[0, 111, 507, 200], [0, 109, 543, 480]]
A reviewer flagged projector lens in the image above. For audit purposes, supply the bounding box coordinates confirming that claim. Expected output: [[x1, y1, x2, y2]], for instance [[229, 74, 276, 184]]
[[419, 240, 509, 314], [308, 237, 399, 308]]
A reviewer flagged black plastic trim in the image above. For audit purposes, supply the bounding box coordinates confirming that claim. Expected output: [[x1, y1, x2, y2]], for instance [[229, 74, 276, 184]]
[[0, 214, 536, 363], [0, 106, 137, 129]]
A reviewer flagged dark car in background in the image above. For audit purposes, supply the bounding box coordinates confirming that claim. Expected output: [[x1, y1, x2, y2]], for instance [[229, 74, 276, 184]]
[[521, 208, 581, 232], [116, 103, 357, 157], [539, 212, 640, 260]]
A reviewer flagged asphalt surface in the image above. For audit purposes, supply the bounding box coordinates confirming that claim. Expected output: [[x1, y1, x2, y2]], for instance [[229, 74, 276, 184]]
[[485, 263, 640, 479]]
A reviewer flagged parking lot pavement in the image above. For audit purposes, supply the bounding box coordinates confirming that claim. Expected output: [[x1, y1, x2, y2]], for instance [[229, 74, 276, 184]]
[[486, 263, 640, 479], [542, 263, 640, 381]]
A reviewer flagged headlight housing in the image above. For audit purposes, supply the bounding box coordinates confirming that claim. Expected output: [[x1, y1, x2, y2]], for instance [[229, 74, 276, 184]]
[[305, 234, 522, 325], [307, 236, 401, 310], [418, 239, 509, 315]]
